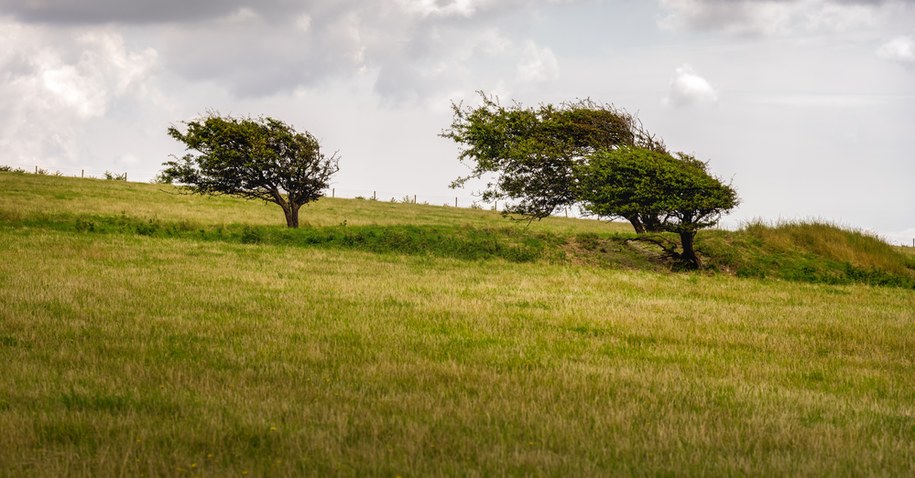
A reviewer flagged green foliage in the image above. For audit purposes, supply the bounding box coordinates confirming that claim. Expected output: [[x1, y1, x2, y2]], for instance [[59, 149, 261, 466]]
[[0, 165, 27, 174], [441, 93, 664, 219], [40, 213, 557, 263], [161, 114, 339, 228], [576, 147, 738, 267], [103, 171, 127, 181], [240, 226, 264, 244]]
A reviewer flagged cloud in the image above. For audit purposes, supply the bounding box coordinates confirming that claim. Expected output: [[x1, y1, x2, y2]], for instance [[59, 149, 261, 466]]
[[877, 35, 915, 65], [0, 0, 290, 24], [516, 42, 560, 83], [658, 0, 906, 35], [0, 2, 577, 102], [664, 65, 718, 106], [0, 20, 158, 166]]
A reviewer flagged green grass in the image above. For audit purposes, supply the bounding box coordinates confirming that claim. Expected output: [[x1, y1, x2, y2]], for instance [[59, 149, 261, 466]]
[[0, 173, 627, 235], [699, 221, 915, 288], [1, 172, 914, 476], [5, 173, 913, 287]]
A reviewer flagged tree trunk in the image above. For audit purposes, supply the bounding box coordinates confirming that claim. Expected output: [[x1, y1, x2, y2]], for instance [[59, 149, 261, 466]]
[[626, 215, 646, 234], [641, 213, 663, 233], [679, 230, 699, 268], [282, 203, 301, 228]]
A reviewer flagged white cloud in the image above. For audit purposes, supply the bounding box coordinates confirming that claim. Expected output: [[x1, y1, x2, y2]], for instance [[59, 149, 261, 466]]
[[28, 31, 157, 120], [664, 64, 718, 107], [877, 35, 915, 64], [516, 42, 559, 83], [0, 21, 158, 167], [1, 1, 581, 103], [398, 0, 479, 18], [295, 14, 312, 33]]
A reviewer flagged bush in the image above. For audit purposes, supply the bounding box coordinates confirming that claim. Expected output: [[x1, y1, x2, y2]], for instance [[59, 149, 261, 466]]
[[240, 226, 264, 244]]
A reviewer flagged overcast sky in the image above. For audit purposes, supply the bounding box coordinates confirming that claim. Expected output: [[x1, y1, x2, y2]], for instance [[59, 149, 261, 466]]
[[2, 0, 913, 244]]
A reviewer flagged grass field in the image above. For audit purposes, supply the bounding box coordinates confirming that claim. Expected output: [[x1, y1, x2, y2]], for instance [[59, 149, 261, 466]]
[[1, 173, 913, 476]]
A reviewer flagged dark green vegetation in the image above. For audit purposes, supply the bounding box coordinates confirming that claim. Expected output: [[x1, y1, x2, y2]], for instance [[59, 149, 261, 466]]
[[442, 94, 666, 220], [577, 147, 739, 266], [1, 172, 914, 476], [442, 95, 739, 269], [162, 115, 339, 228]]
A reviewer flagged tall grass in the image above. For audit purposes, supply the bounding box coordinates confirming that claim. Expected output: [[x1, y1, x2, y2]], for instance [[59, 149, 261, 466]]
[[744, 220, 911, 274], [0, 228, 913, 476], [699, 220, 915, 288]]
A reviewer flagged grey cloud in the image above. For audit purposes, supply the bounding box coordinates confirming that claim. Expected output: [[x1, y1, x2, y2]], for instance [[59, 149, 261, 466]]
[[0, 1, 570, 101], [659, 0, 914, 35], [151, 1, 567, 100], [0, 0, 543, 25], [0, 0, 299, 24]]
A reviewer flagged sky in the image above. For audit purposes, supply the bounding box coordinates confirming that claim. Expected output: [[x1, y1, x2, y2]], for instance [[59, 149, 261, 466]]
[[1, 0, 913, 244]]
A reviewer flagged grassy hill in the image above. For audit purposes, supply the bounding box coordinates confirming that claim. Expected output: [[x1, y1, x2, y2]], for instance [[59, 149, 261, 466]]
[[1, 172, 914, 476], [2, 173, 913, 287]]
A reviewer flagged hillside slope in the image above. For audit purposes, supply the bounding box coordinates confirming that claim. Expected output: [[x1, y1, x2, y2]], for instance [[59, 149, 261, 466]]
[[1, 172, 913, 287], [1, 171, 913, 476]]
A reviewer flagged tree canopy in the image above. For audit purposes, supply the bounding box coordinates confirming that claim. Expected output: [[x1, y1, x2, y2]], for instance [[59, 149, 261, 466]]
[[161, 115, 338, 228], [441, 93, 664, 220], [576, 147, 739, 267]]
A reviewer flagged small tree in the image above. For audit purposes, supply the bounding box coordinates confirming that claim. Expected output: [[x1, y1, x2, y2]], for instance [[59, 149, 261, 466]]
[[576, 147, 738, 268], [441, 93, 664, 222], [161, 115, 339, 228]]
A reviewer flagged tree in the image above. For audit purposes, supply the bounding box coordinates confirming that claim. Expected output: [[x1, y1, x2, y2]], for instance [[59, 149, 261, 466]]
[[441, 93, 665, 222], [575, 147, 738, 268], [161, 115, 339, 228]]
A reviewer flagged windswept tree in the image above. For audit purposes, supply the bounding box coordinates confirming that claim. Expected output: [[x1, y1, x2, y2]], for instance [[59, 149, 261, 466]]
[[161, 115, 339, 228], [441, 93, 665, 222], [576, 147, 739, 267]]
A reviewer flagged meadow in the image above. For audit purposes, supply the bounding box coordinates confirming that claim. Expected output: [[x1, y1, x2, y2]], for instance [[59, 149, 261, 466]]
[[0, 172, 913, 476]]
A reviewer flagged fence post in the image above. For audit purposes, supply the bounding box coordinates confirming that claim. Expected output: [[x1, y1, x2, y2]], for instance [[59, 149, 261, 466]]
[[81, 169, 84, 178], [373, 191, 376, 200], [34, 166, 37, 174], [454, 197, 458, 207], [332, 188, 335, 198], [413, 194, 417, 204]]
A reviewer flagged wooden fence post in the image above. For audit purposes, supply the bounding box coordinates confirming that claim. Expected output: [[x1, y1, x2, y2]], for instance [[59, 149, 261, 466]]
[[81, 169, 84, 178], [332, 188, 335, 198], [454, 197, 458, 207]]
